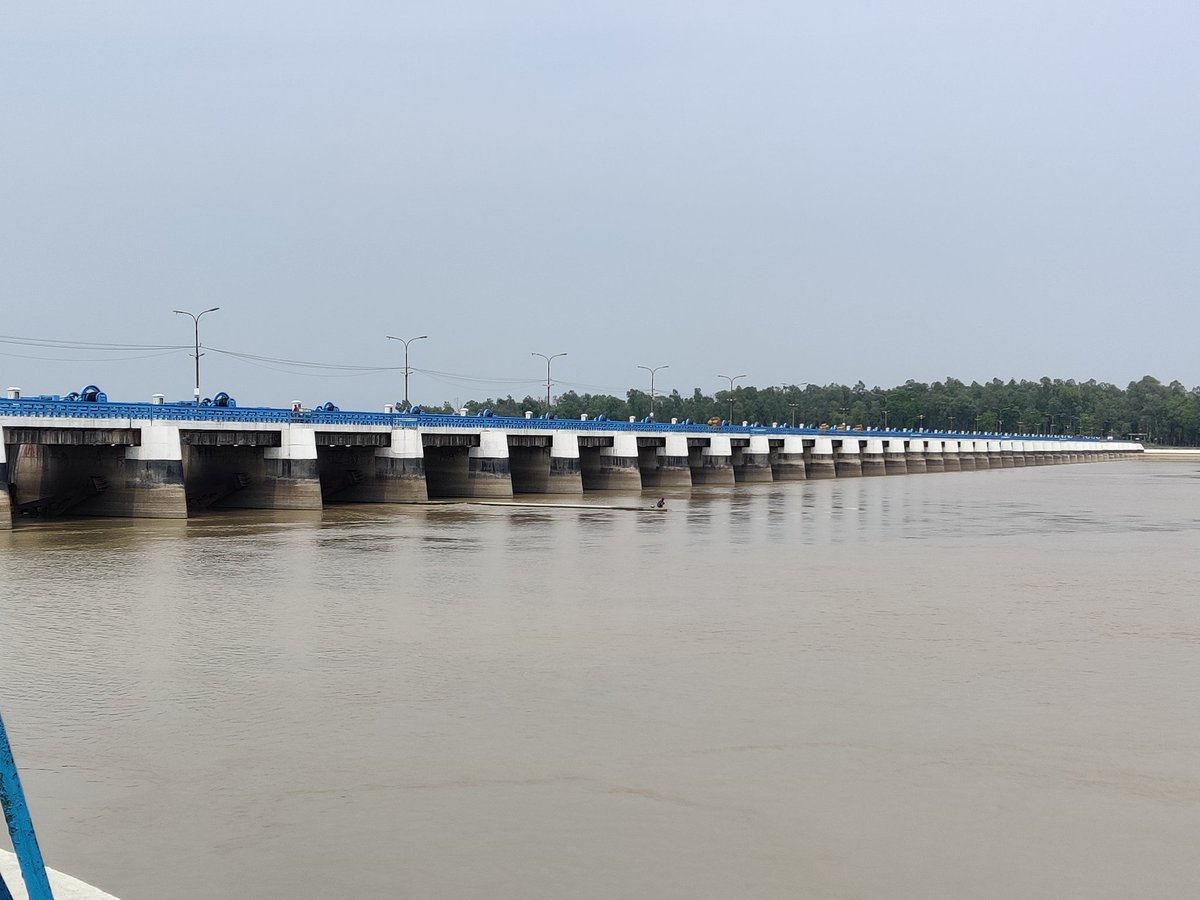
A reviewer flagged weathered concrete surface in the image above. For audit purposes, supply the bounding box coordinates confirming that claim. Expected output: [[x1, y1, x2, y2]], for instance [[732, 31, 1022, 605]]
[[317, 428, 427, 504], [183, 425, 322, 510], [547, 431, 583, 494], [640, 434, 692, 487], [690, 434, 735, 485], [422, 444, 471, 497], [581, 433, 641, 490], [0, 429, 11, 529], [508, 443, 550, 493], [468, 431, 514, 498], [884, 439, 907, 475], [806, 436, 836, 479], [0, 463, 11, 529], [833, 437, 863, 477], [12, 443, 187, 519], [733, 435, 773, 483], [771, 436, 807, 480], [861, 438, 886, 476], [905, 440, 928, 474], [941, 440, 962, 472], [924, 439, 946, 473]]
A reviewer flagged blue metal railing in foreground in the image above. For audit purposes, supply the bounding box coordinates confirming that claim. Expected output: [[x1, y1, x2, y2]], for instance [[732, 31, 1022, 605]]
[[0, 708, 54, 900]]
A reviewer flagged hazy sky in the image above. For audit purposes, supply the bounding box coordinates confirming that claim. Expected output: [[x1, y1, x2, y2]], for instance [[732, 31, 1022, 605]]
[[3, 2, 1197, 409]]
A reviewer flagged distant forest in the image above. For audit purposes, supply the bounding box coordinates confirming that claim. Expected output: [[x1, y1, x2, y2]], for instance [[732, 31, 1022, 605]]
[[424, 376, 1199, 446]]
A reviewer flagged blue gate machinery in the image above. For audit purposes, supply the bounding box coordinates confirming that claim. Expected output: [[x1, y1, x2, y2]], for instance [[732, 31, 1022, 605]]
[[0, 707, 54, 900]]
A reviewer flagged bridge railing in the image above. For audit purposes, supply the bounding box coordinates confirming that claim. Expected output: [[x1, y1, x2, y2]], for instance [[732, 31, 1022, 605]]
[[0, 398, 1114, 443]]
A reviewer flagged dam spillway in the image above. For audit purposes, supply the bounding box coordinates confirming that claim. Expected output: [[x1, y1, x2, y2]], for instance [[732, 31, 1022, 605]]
[[0, 395, 1144, 529]]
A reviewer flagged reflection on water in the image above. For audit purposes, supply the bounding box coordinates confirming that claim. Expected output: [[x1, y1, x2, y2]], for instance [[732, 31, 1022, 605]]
[[2, 462, 1199, 899]]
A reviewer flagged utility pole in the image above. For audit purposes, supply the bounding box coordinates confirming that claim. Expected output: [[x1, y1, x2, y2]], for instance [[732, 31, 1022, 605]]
[[173, 307, 220, 405]]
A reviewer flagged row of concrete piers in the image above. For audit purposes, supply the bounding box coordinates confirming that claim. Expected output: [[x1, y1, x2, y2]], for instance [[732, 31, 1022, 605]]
[[0, 416, 1142, 528]]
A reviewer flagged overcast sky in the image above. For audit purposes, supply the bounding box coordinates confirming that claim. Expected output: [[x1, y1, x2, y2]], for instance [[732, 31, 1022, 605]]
[[2, 2, 1197, 409]]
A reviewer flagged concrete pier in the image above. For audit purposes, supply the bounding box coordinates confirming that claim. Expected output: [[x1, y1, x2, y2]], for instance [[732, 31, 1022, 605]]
[[833, 437, 863, 477], [582, 433, 641, 490], [10, 426, 188, 519], [884, 438, 908, 475], [973, 440, 991, 470], [734, 434, 773, 483], [319, 428, 427, 504], [468, 430, 514, 498], [771, 435, 807, 480], [371, 429, 428, 502], [1011, 440, 1028, 467], [958, 440, 977, 471], [999, 440, 1016, 468], [905, 438, 927, 473], [548, 431, 583, 494], [942, 439, 962, 472], [924, 438, 946, 473], [641, 434, 692, 487], [806, 436, 837, 479], [987, 440, 1004, 468], [861, 438, 886, 475], [691, 434, 735, 485], [0, 428, 11, 529]]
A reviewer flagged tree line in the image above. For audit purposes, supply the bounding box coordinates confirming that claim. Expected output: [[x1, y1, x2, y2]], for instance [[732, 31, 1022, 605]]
[[424, 376, 1200, 446]]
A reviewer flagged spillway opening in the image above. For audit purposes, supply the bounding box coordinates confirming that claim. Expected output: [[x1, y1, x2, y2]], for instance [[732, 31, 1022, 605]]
[[422, 445, 470, 498]]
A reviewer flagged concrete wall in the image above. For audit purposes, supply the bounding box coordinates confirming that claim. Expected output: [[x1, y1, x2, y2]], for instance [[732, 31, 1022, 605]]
[[771, 435, 807, 480], [806, 436, 836, 479], [469, 431, 513, 498], [734, 434, 773, 483], [582, 433, 641, 490], [691, 434, 734, 485], [641, 434, 691, 487], [0, 428, 11, 529]]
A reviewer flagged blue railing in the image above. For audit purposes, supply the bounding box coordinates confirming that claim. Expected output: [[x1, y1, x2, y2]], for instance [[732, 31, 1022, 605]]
[[0, 708, 54, 900], [0, 397, 1112, 443]]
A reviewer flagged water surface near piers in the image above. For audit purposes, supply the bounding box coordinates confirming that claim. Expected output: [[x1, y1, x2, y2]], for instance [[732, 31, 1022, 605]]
[[2, 462, 1199, 899]]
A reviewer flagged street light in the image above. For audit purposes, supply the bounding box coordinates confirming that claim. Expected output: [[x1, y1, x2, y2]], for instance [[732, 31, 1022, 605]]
[[637, 364, 669, 419], [172, 306, 220, 405], [385, 334, 428, 409], [533, 352, 567, 413], [786, 382, 810, 428], [718, 373, 747, 424]]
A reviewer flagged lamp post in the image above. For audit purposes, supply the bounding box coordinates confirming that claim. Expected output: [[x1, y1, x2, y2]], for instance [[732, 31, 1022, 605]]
[[787, 382, 810, 428], [718, 373, 747, 424], [385, 334, 428, 409], [637, 364, 669, 419], [533, 352, 566, 413], [172, 306, 220, 405]]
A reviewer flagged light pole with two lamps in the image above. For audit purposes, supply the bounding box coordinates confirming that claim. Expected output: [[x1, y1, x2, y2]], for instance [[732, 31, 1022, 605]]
[[386, 334, 428, 410], [637, 364, 669, 419], [172, 306, 220, 405], [533, 352, 567, 414], [718, 373, 747, 424]]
